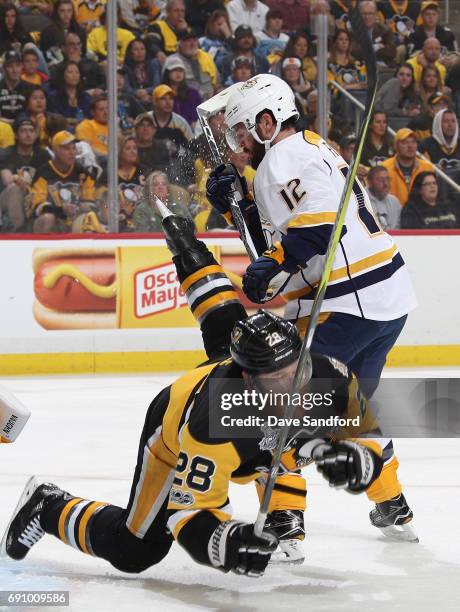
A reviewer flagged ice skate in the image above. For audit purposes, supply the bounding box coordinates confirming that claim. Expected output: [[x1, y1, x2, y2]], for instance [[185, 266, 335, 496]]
[[265, 510, 305, 565], [2, 479, 70, 560], [370, 493, 419, 543]]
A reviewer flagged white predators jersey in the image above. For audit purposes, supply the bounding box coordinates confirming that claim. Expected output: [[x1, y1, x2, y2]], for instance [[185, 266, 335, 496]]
[[254, 130, 417, 321]]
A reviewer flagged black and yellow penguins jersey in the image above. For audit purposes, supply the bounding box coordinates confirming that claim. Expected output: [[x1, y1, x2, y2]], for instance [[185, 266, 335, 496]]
[[125, 351, 382, 565], [377, 0, 421, 38], [73, 0, 106, 31], [330, 0, 358, 31], [30, 160, 96, 219]]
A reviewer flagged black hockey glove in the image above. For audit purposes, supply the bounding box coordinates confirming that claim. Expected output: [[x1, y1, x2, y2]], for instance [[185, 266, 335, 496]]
[[298, 439, 383, 493], [208, 520, 278, 577], [206, 163, 249, 215]]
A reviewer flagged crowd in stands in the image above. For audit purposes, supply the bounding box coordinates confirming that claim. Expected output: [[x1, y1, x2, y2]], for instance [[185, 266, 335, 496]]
[[0, 0, 459, 234]]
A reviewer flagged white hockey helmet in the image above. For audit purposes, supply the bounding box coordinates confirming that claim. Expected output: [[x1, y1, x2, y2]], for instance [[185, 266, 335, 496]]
[[224, 74, 299, 151]]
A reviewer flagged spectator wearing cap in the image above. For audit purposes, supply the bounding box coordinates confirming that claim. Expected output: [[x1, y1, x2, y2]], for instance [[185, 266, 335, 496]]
[[0, 117, 50, 232], [87, 6, 136, 65], [185, 0, 225, 38], [49, 32, 106, 94], [402, 170, 458, 228], [408, 1, 458, 56], [407, 37, 446, 85], [225, 55, 254, 85], [281, 57, 313, 116], [226, 0, 268, 33], [420, 108, 460, 203], [40, 0, 87, 63], [122, 38, 162, 106], [274, 32, 317, 84], [30, 130, 96, 233], [220, 25, 269, 83], [75, 94, 109, 163], [162, 55, 202, 128], [149, 84, 193, 153], [134, 112, 170, 175], [133, 170, 191, 232], [352, 1, 396, 67], [264, 0, 310, 34], [366, 166, 401, 230], [167, 28, 218, 99], [147, 0, 189, 57], [21, 48, 48, 86], [0, 52, 31, 123], [47, 60, 93, 128], [381, 128, 434, 206], [199, 10, 233, 72], [407, 90, 450, 140]]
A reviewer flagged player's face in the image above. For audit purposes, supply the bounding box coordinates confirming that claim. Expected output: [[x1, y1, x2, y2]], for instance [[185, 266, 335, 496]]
[[248, 360, 299, 396]]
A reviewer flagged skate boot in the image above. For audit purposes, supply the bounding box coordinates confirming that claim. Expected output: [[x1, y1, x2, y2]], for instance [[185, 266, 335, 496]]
[[264, 510, 305, 564], [2, 477, 70, 560], [370, 493, 419, 542]]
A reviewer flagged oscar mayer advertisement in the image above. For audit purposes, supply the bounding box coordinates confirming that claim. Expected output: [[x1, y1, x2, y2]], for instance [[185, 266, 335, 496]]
[[32, 245, 219, 329]]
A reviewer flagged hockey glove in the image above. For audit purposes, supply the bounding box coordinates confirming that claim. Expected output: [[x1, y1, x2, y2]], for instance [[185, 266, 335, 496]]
[[206, 164, 237, 215], [208, 520, 278, 577], [243, 242, 297, 303], [305, 440, 383, 493]]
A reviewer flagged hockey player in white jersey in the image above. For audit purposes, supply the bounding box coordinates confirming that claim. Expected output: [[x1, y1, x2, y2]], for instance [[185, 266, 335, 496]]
[[206, 74, 418, 541]]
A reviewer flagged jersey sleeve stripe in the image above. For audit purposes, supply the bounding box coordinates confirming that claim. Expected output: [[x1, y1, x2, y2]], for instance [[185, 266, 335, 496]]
[[287, 212, 337, 228]]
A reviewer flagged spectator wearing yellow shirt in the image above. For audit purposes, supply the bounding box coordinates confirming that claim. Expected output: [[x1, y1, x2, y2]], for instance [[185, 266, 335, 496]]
[[147, 0, 189, 58], [75, 94, 108, 162], [21, 48, 48, 87], [407, 37, 447, 85], [0, 120, 15, 149], [73, 0, 107, 32], [87, 7, 136, 64]]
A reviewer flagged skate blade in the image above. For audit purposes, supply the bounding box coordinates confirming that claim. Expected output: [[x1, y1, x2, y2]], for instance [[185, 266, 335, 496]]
[[378, 521, 419, 543], [0, 475, 39, 558], [269, 540, 305, 566]]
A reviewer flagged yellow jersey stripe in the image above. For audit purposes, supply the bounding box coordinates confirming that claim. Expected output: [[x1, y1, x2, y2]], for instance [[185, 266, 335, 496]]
[[284, 245, 398, 301], [181, 265, 224, 293], [287, 212, 337, 228], [192, 290, 239, 321]]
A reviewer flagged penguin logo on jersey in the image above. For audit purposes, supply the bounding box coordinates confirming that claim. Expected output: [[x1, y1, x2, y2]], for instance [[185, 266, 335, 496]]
[[231, 326, 242, 343]]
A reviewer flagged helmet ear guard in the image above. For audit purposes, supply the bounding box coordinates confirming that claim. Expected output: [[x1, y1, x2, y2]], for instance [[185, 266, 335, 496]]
[[224, 75, 299, 151]]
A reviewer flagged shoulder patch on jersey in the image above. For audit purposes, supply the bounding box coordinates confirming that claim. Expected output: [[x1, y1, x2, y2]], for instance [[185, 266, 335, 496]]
[[303, 130, 322, 148], [327, 356, 349, 378]]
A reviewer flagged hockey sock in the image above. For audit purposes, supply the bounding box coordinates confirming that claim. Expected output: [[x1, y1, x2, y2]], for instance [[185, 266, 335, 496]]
[[255, 473, 307, 514], [365, 456, 403, 503], [41, 495, 108, 555]]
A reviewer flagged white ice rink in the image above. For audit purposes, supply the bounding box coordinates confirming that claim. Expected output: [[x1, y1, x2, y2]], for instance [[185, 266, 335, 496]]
[[1, 371, 459, 612]]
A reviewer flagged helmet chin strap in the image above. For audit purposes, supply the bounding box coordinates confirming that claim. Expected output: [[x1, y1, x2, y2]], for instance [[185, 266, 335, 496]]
[[250, 119, 282, 151]]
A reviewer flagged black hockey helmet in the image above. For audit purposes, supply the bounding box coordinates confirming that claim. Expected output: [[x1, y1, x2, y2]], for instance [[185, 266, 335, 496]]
[[230, 310, 302, 374]]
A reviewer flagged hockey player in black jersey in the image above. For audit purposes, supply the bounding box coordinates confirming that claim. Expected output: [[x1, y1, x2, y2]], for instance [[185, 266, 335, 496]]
[[2, 216, 388, 578]]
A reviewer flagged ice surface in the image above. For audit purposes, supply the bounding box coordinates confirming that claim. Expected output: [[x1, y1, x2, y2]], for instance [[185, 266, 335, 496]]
[[1, 371, 459, 612]]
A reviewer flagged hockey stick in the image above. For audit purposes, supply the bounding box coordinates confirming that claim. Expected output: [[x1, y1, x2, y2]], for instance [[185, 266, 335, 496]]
[[253, 3, 378, 537], [197, 87, 260, 262]]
